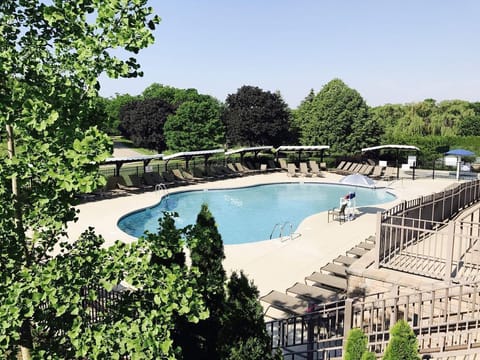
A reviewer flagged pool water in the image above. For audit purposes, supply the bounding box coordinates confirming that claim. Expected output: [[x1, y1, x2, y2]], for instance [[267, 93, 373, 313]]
[[118, 183, 395, 244]]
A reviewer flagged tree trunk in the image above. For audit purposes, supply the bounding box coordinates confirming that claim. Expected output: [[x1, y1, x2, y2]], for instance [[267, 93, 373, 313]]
[[7, 124, 32, 360]]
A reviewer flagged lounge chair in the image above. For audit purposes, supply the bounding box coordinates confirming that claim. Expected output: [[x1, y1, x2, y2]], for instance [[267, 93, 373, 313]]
[[333, 255, 357, 266], [321, 263, 348, 278], [370, 165, 384, 179], [171, 168, 196, 184], [163, 170, 188, 186], [128, 174, 153, 190], [143, 171, 174, 187], [382, 166, 397, 180], [299, 162, 312, 177], [245, 160, 261, 173], [360, 164, 374, 176], [327, 202, 347, 223], [350, 163, 363, 173], [267, 159, 281, 172], [304, 272, 347, 291], [278, 158, 288, 171], [202, 166, 224, 180], [260, 290, 310, 317], [335, 161, 346, 172], [286, 282, 340, 303], [212, 165, 238, 178], [339, 161, 353, 174], [287, 163, 299, 177], [235, 162, 255, 175], [319, 162, 327, 170], [227, 163, 243, 176], [357, 164, 368, 174], [109, 175, 142, 193], [346, 246, 367, 257], [181, 168, 205, 182], [308, 160, 322, 177]]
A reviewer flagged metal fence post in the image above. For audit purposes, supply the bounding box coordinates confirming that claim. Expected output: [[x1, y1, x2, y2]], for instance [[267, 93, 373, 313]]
[[445, 221, 456, 282], [374, 211, 383, 269]]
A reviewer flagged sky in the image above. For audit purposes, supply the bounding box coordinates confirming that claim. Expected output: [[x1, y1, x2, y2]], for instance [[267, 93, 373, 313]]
[[98, 0, 480, 108]]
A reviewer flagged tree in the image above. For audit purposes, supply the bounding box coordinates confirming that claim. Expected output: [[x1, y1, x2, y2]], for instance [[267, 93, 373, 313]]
[[185, 204, 227, 360], [143, 83, 203, 105], [164, 98, 225, 151], [29, 215, 207, 359], [219, 271, 279, 360], [119, 98, 175, 152], [294, 79, 375, 154], [102, 93, 140, 135], [344, 328, 368, 360], [382, 320, 420, 360], [0, 0, 160, 358], [222, 85, 293, 147]]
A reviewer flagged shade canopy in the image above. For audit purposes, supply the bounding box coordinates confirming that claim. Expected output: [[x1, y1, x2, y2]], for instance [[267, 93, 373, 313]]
[[361, 144, 420, 180], [276, 145, 330, 152], [361, 144, 420, 152], [163, 149, 224, 169], [225, 146, 273, 156], [444, 149, 475, 181], [102, 154, 164, 176], [339, 173, 376, 188], [445, 149, 475, 157]]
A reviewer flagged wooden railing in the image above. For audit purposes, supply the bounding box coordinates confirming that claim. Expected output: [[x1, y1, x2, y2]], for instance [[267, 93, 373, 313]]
[[376, 180, 480, 281], [267, 281, 480, 358]]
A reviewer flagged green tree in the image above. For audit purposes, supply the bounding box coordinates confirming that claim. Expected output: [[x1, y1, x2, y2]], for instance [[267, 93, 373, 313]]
[[344, 328, 368, 360], [119, 98, 175, 151], [222, 85, 293, 147], [295, 79, 374, 154], [0, 0, 160, 358], [164, 98, 225, 151], [102, 93, 140, 135], [219, 271, 278, 360], [382, 320, 420, 360], [143, 83, 203, 105], [185, 204, 227, 360]]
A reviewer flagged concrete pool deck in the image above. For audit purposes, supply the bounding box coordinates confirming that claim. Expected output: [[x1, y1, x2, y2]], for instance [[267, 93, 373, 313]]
[[66, 171, 459, 297]]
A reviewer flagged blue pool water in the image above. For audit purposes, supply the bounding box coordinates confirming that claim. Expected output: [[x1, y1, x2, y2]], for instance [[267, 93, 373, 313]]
[[118, 183, 395, 244]]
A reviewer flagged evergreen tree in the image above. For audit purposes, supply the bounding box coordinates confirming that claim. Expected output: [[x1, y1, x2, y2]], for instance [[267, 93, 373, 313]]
[[344, 328, 368, 360], [382, 320, 420, 360], [185, 204, 227, 360], [294, 79, 375, 154], [219, 271, 278, 360]]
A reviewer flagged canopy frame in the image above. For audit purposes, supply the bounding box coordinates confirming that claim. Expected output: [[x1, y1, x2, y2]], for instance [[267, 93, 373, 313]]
[[162, 149, 224, 170], [361, 144, 420, 180], [225, 146, 273, 163], [275, 145, 330, 163], [102, 154, 164, 176]]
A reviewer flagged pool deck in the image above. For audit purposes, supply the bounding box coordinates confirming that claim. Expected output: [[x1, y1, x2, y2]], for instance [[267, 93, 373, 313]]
[[66, 171, 459, 297]]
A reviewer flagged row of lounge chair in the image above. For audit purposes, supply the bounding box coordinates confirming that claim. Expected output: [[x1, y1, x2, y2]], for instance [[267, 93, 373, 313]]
[[80, 162, 284, 200], [334, 161, 398, 180], [260, 236, 376, 319], [279, 159, 325, 177]]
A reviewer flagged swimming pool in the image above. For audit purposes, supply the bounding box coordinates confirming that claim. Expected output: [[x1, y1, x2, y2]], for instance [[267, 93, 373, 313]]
[[118, 183, 395, 244]]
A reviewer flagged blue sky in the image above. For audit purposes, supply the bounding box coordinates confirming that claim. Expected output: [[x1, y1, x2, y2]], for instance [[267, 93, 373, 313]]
[[99, 0, 480, 108]]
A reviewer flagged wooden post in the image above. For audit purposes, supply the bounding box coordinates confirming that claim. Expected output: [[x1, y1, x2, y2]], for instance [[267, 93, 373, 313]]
[[343, 298, 354, 341]]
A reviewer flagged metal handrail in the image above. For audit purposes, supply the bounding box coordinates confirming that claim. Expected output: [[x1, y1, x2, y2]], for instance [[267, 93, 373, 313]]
[[269, 223, 282, 239], [270, 221, 294, 241]]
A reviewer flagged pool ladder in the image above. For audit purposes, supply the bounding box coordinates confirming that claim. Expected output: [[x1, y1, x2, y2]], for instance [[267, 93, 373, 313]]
[[270, 221, 294, 242]]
